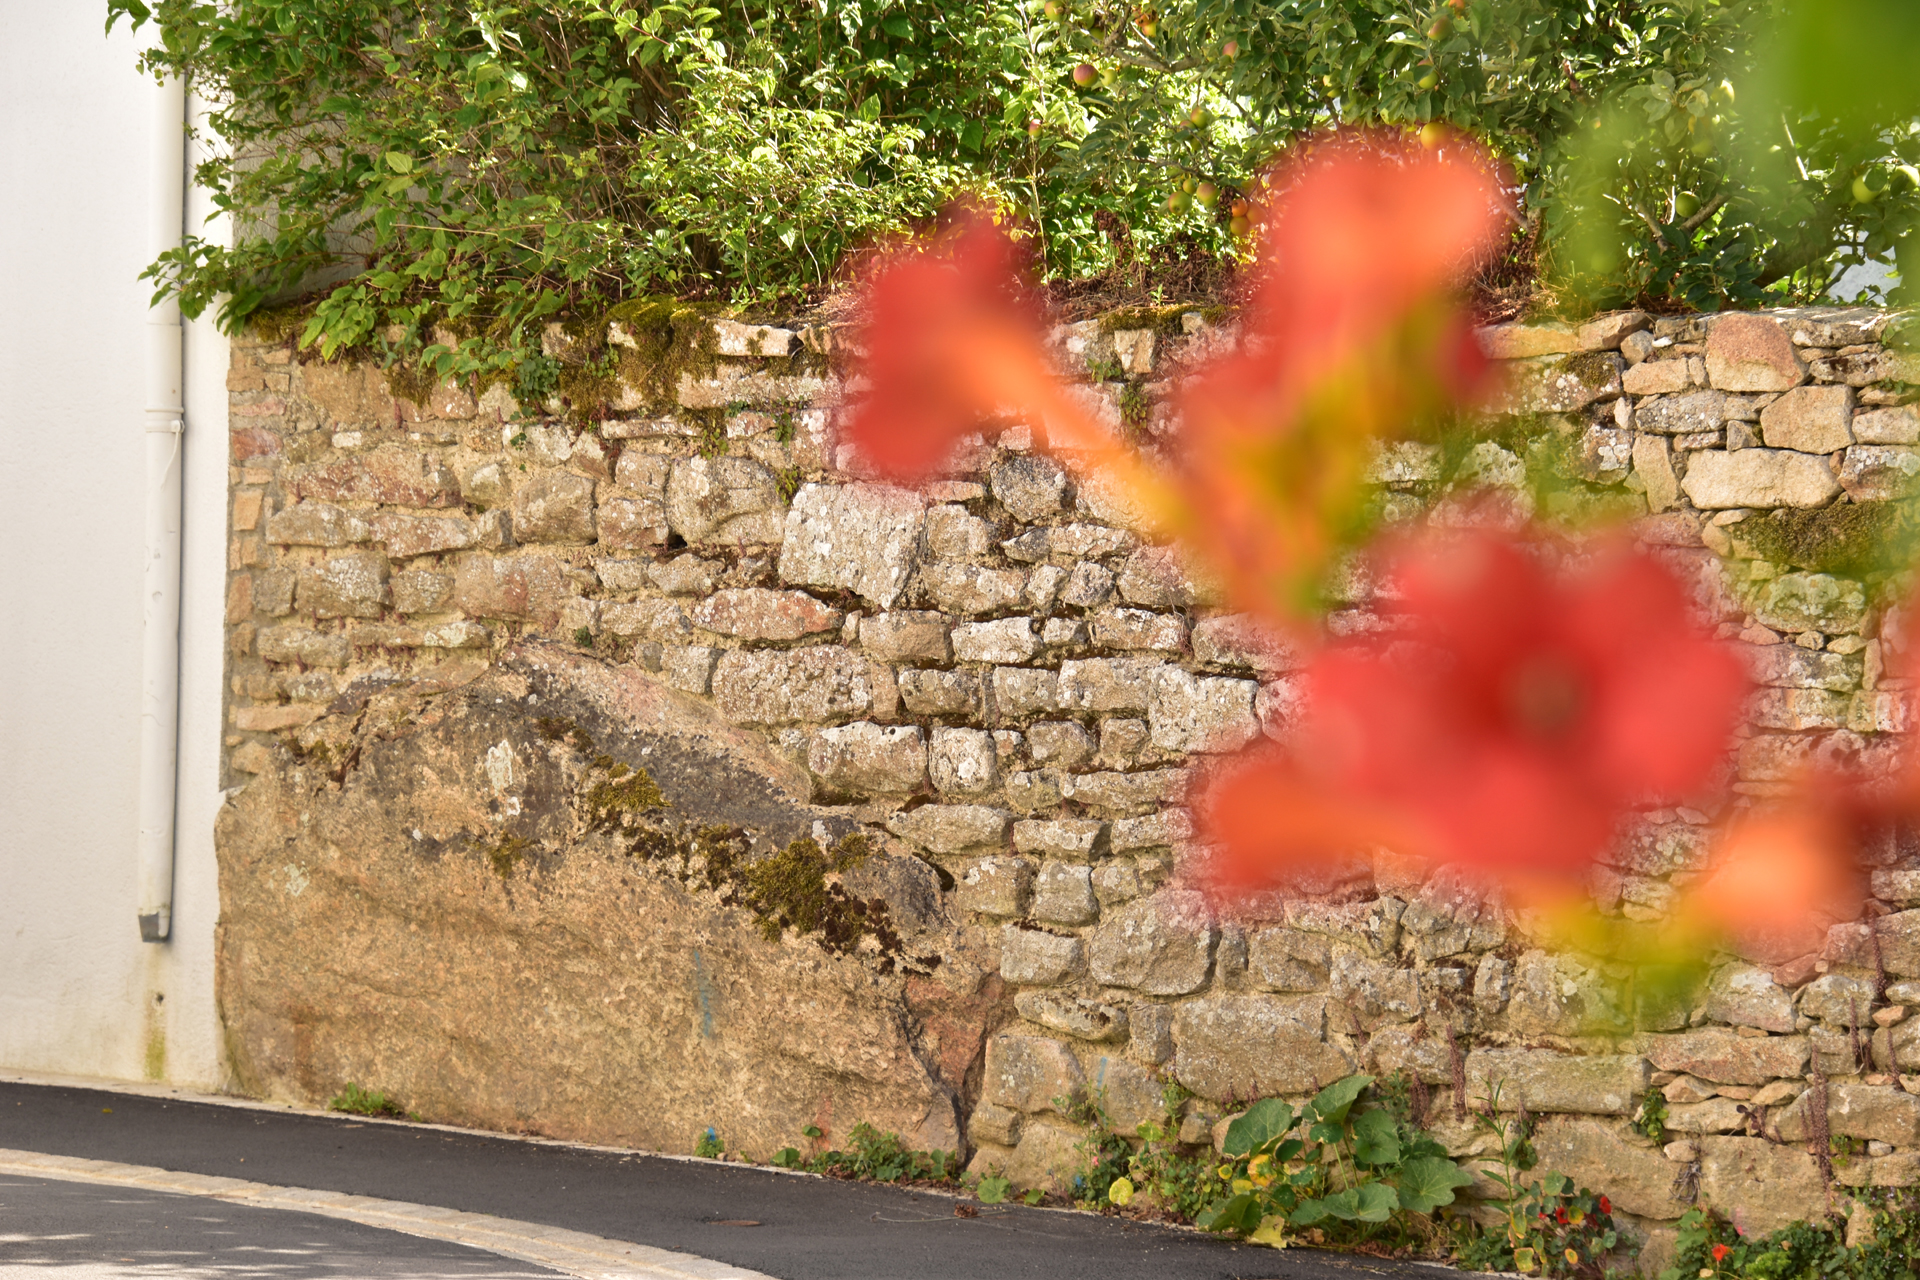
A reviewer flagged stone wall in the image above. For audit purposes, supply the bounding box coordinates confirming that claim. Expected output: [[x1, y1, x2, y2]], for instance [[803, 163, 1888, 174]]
[[219, 302, 1920, 1259]]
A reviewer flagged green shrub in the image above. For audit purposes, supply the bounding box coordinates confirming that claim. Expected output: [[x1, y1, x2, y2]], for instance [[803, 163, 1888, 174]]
[[105, 0, 1099, 373], [1054, 0, 1920, 313]]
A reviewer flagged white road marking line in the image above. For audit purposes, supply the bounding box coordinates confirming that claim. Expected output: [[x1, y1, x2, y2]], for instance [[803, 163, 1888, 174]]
[[0, 1148, 779, 1280]]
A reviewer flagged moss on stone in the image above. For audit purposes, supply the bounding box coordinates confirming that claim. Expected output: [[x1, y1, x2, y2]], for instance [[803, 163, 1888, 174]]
[[731, 834, 894, 956], [1097, 304, 1194, 335], [248, 302, 313, 345], [584, 760, 667, 827], [473, 832, 534, 881], [1117, 382, 1154, 438], [610, 815, 894, 961], [603, 297, 725, 411], [383, 360, 438, 410], [1737, 503, 1913, 576]]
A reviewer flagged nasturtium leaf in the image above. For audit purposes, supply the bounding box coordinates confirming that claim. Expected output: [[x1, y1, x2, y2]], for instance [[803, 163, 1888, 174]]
[[1199, 1192, 1264, 1235], [1351, 1108, 1402, 1166], [1306, 1073, 1372, 1125], [1393, 1156, 1476, 1213], [1223, 1099, 1295, 1156], [1352, 1182, 1399, 1222], [1308, 1121, 1345, 1146], [1290, 1193, 1341, 1225]]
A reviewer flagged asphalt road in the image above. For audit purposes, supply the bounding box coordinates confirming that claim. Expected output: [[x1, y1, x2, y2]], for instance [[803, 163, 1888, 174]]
[[0, 1173, 565, 1279], [0, 1080, 1453, 1280]]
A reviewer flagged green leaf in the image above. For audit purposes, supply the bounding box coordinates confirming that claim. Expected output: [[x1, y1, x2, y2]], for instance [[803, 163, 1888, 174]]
[[1308, 1121, 1345, 1146], [1350, 1108, 1402, 1166], [1305, 1074, 1372, 1125], [1352, 1182, 1399, 1222], [1393, 1156, 1476, 1213], [976, 1175, 1010, 1204], [1199, 1192, 1264, 1235], [1292, 1191, 1350, 1224], [882, 15, 912, 38], [384, 152, 414, 175], [105, 0, 152, 34], [1223, 1099, 1295, 1156]]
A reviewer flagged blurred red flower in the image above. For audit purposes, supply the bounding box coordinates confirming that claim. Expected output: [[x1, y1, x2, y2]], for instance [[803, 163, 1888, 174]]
[[1712, 1244, 1731, 1264], [1679, 805, 1864, 964], [1200, 533, 1749, 902], [1172, 134, 1507, 624], [843, 204, 1144, 492]]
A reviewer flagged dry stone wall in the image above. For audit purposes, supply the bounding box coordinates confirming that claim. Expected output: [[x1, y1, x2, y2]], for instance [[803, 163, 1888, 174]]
[[221, 302, 1920, 1258]]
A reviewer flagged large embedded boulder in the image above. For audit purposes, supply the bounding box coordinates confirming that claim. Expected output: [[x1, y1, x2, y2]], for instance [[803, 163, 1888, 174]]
[[216, 642, 1003, 1160]]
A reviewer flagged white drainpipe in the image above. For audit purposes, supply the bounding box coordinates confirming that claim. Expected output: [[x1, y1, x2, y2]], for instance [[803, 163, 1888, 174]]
[[138, 73, 187, 943]]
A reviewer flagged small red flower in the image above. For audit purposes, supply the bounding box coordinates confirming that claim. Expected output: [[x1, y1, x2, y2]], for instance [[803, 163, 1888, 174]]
[[1712, 1243, 1731, 1263], [1598, 1196, 1611, 1215], [1554, 1207, 1568, 1224]]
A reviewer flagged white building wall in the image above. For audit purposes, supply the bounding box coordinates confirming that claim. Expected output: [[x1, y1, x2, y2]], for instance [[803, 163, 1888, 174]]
[[0, 5, 230, 1087]]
